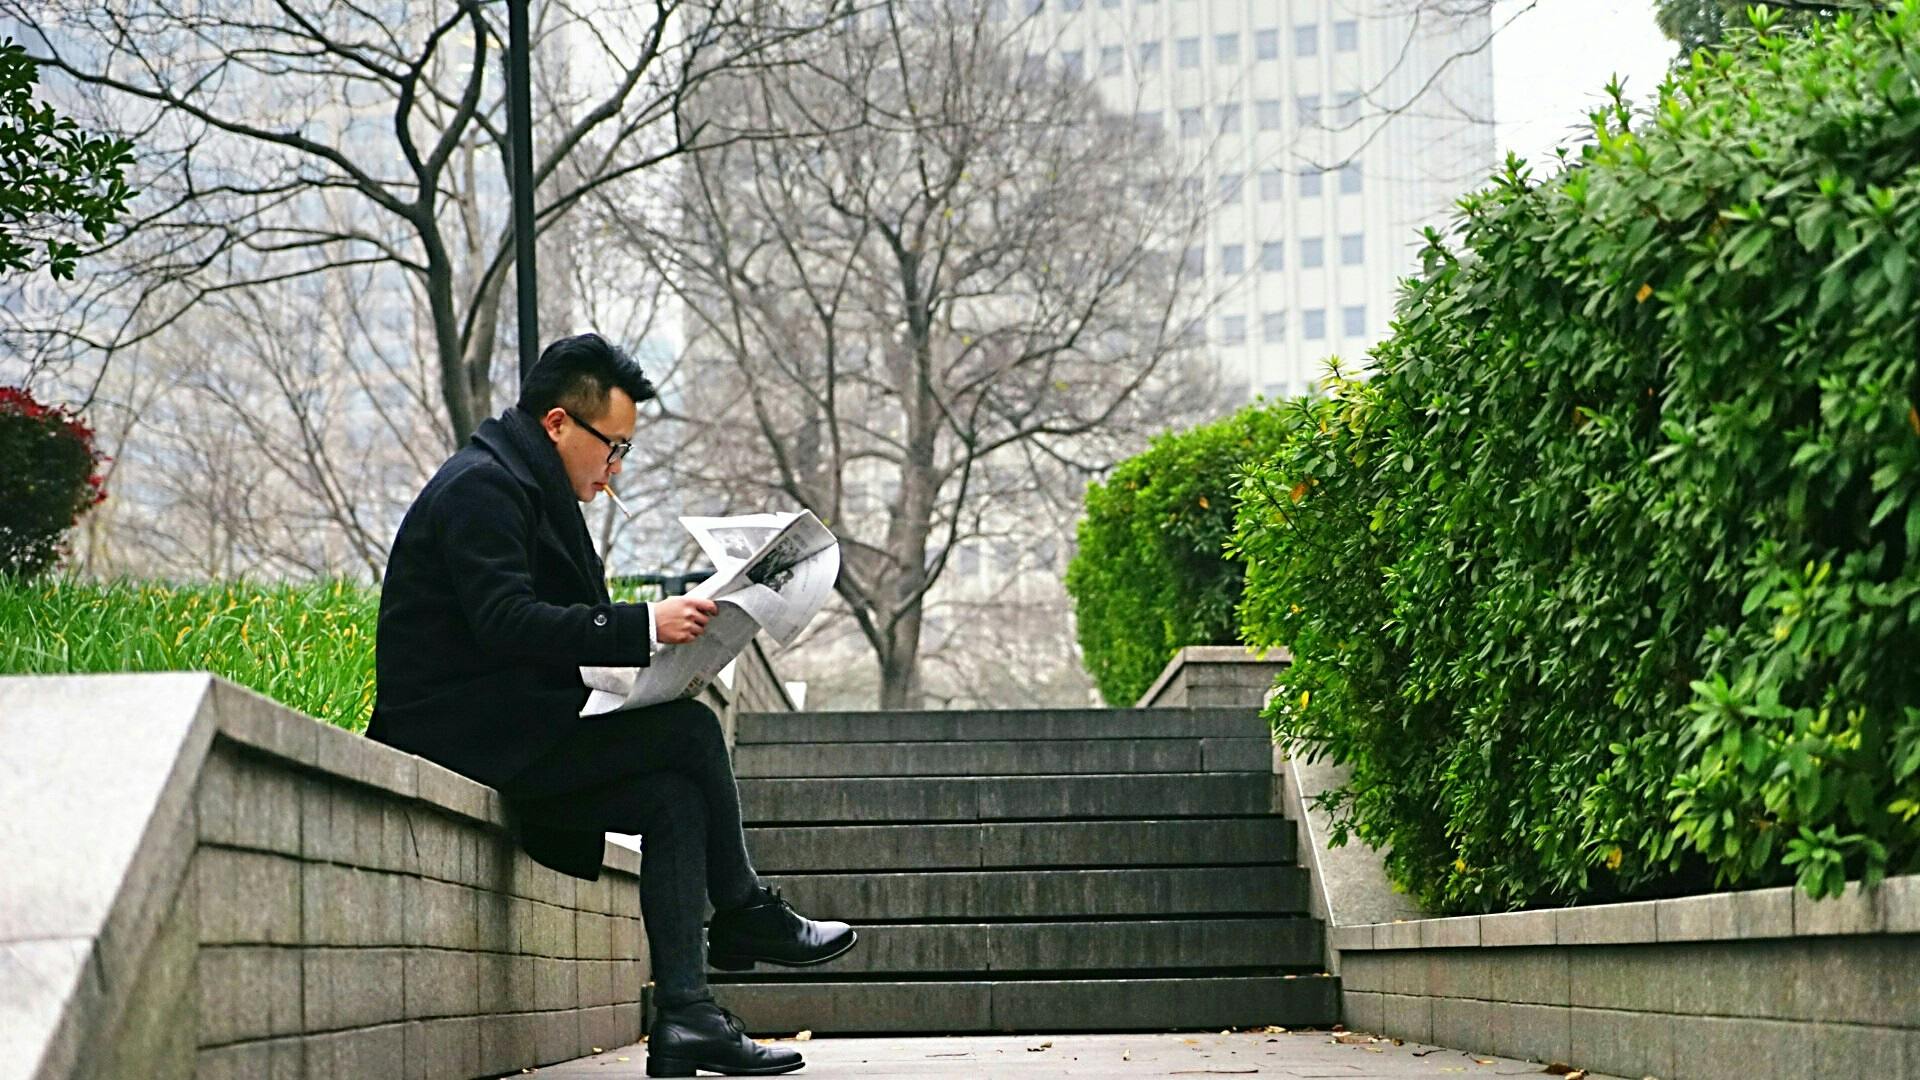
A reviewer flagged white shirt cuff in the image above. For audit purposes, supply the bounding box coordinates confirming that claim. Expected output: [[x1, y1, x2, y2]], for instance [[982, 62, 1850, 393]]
[[645, 602, 660, 652]]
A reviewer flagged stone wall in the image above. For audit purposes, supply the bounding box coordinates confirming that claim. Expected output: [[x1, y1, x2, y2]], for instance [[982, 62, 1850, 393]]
[[1332, 879, 1920, 1077], [2, 674, 647, 1080], [1135, 645, 1292, 708], [1137, 646, 1420, 967]]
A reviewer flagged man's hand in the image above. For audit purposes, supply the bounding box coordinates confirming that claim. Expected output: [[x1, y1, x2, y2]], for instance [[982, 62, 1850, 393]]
[[655, 597, 719, 644]]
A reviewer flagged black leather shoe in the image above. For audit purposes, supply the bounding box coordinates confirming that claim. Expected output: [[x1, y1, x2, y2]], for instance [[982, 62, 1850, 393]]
[[707, 886, 857, 971], [646, 1000, 803, 1077]]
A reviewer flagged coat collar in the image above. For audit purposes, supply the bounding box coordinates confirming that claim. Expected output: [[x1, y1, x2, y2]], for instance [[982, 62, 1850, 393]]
[[470, 408, 604, 596]]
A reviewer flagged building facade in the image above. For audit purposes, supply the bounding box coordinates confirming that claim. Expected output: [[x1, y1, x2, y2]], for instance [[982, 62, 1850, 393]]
[[1034, 0, 1496, 400]]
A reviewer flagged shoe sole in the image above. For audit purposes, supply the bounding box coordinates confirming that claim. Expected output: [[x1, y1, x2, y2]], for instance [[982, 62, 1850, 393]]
[[646, 1054, 805, 1077], [709, 929, 859, 972]]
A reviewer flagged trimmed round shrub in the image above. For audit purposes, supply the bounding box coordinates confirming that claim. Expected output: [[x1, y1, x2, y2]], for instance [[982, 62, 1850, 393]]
[[1235, 6, 1920, 913], [1067, 400, 1305, 705], [0, 386, 107, 580]]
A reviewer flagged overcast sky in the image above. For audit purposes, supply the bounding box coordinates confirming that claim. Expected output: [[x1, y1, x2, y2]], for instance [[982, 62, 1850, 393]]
[[1491, 0, 1678, 169]]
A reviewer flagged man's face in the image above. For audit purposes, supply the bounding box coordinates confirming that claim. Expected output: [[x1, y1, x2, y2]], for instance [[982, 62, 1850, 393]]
[[540, 387, 636, 503]]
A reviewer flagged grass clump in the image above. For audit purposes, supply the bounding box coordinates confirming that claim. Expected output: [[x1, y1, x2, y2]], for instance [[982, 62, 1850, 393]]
[[0, 578, 378, 731]]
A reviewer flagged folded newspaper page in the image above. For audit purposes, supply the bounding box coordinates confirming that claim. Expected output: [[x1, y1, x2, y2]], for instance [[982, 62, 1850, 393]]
[[578, 510, 839, 715]]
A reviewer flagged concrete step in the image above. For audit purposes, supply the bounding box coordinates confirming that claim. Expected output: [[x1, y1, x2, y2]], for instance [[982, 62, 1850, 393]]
[[711, 916, 1321, 976], [739, 773, 1278, 824], [762, 866, 1311, 919], [712, 974, 1341, 1034], [735, 737, 1272, 778], [735, 708, 1266, 745], [744, 818, 1299, 873]]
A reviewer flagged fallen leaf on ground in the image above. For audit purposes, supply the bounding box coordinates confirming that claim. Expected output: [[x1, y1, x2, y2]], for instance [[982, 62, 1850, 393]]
[[1475, 1059, 1497, 1065], [1333, 1033, 1373, 1045], [1331, 1024, 1347, 1033], [1262, 1025, 1288, 1034], [795, 1031, 812, 1042], [590, 1047, 603, 1054], [1122, 1051, 1131, 1061], [1027, 1041, 1053, 1052], [1413, 1048, 1442, 1057], [1169, 1070, 1257, 1076]]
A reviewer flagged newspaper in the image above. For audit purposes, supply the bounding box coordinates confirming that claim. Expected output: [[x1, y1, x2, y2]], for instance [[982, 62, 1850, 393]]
[[578, 510, 839, 715]]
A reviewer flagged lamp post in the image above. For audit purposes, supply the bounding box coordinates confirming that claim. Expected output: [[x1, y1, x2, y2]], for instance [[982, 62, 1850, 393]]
[[507, 0, 539, 387]]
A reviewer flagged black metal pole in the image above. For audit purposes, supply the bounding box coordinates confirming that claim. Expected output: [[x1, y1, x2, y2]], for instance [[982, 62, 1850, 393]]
[[507, 0, 539, 387]]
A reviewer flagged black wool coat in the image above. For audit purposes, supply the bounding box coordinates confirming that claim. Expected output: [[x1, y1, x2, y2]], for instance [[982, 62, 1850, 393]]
[[368, 406, 650, 879]]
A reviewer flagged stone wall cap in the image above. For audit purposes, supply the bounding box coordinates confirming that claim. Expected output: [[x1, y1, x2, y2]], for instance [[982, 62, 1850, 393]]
[[1330, 873, 1920, 951], [1135, 645, 1293, 707]]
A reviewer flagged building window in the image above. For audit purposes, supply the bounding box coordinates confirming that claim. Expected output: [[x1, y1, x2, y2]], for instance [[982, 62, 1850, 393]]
[[1063, 0, 1083, 10], [1343, 305, 1367, 337], [1259, 169, 1285, 200], [1180, 317, 1204, 344], [1217, 103, 1242, 134], [1334, 90, 1361, 126], [1303, 308, 1327, 340], [1179, 107, 1203, 138], [1256, 98, 1282, 131], [1262, 311, 1287, 342], [1025, 0, 1043, 14], [1220, 314, 1247, 345], [1182, 245, 1205, 275], [1300, 237, 1325, 268], [1181, 177, 1202, 201], [1255, 28, 1279, 60], [1334, 19, 1359, 52], [1340, 162, 1364, 194], [1299, 169, 1324, 197], [1138, 40, 1162, 68], [1218, 173, 1244, 203], [1296, 94, 1321, 126], [1061, 50, 1084, 78], [1176, 37, 1201, 69], [1215, 32, 1240, 64], [1102, 0, 1121, 7], [1341, 233, 1365, 265], [1260, 241, 1285, 271], [1221, 243, 1245, 274], [1100, 45, 1123, 76], [1294, 24, 1319, 57], [1136, 110, 1162, 134]]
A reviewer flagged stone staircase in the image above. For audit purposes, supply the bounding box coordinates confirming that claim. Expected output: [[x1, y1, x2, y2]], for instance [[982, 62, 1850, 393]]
[[708, 707, 1340, 1034]]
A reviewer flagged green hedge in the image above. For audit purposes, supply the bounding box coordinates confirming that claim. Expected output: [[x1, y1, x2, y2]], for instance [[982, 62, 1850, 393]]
[[0, 579, 378, 731], [1233, 6, 1920, 913], [1067, 402, 1305, 705]]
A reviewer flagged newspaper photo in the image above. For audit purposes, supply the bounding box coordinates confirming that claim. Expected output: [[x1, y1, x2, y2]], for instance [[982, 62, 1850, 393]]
[[578, 510, 839, 715]]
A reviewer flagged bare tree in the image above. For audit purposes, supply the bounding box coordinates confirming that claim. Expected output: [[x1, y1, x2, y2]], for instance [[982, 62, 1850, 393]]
[[622, 4, 1216, 707], [4, 0, 837, 446]]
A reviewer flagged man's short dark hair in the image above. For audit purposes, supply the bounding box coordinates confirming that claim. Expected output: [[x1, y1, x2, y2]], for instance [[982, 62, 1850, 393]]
[[516, 333, 656, 420]]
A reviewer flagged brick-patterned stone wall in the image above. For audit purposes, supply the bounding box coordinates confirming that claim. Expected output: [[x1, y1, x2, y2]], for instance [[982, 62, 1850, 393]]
[[1332, 881, 1920, 1077], [1, 674, 649, 1080], [191, 734, 648, 1079]]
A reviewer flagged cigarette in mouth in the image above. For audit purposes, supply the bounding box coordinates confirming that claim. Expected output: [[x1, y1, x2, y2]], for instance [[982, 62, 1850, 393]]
[[605, 487, 635, 520]]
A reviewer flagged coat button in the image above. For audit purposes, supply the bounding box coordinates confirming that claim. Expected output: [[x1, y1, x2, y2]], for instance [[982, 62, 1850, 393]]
[[593, 613, 608, 627]]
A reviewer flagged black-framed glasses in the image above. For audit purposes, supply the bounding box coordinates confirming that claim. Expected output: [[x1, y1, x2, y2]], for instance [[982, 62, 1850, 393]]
[[563, 409, 633, 464]]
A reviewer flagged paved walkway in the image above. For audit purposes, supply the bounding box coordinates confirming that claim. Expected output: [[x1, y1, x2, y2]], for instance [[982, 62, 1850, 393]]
[[537, 1030, 1628, 1078]]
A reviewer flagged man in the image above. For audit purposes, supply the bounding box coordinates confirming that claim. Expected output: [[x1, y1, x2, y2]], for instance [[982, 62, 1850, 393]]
[[370, 333, 854, 1077]]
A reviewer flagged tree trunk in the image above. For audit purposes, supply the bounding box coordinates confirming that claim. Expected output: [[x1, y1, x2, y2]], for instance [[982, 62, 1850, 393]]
[[876, 601, 925, 709]]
